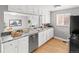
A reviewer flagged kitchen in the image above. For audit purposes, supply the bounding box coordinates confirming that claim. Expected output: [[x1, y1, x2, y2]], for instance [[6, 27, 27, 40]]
[[1, 11, 54, 52], [0, 5, 79, 53], [0, 5, 54, 53]]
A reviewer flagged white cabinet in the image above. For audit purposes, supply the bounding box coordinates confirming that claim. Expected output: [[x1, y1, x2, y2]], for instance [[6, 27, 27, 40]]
[[38, 28, 54, 47], [33, 8, 39, 15], [31, 15, 40, 27], [40, 9, 50, 24], [8, 5, 51, 25], [8, 5, 34, 14], [42, 31, 47, 45], [38, 31, 44, 47], [2, 36, 29, 53], [46, 28, 54, 41], [18, 36, 29, 53], [38, 31, 46, 47], [49, 28, 54, 38], [46, 29, 50, 41], [2, 40, 17, 53], [8, 5, 25, 13], [24, 7, 34, 14], [45, 12, 50, 24]]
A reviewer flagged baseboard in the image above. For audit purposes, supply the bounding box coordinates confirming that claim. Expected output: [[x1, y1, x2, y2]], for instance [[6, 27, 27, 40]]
[[54, 36, 69, 42]]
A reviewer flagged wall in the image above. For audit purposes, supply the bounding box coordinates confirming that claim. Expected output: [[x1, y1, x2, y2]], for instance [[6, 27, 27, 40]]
[[4, 12, 29, 30], [0, 5, 8, 53], [51, 7, 79, 40], [4, 12, 40, 31], [8, 5, 52, 24], [0, 5, 8, 35]]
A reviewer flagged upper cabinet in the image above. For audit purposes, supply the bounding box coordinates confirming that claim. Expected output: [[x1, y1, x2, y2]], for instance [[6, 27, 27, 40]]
[[41, 9, 50, 24], [8, 5, 25, 13], [8, 5, 35, 14], [8, 5, 51, 24]]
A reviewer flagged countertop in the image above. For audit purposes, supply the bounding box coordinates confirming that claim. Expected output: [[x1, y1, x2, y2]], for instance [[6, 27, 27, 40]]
[[1, 27, 53, 44]]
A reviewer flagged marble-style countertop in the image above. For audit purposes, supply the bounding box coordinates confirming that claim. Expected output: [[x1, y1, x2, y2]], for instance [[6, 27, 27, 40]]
[[1, 27, 53, 44]]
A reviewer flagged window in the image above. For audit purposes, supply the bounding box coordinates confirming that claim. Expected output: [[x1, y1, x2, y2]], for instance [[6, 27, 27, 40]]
[[56, 13, 70, 26], [9, 20, 22, 27]]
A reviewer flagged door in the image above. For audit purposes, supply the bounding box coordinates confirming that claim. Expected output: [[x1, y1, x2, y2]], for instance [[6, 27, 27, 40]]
[[49, 28, 54, 38], [2, 40, 17, 53], [38, 31, 44, 47], [43, 30, 47, 44], [46, 29, 50, 40], [18, 36, 29, 53], [38, 31, 47, 47], [46, 28, 54, 41]]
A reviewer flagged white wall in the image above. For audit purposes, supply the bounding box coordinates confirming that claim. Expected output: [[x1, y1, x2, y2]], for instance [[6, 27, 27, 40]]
[[4, 12, 29, 30], [8, 5, 52, 24], [51, 7, 79, 40], [4, 11, 40, 31]]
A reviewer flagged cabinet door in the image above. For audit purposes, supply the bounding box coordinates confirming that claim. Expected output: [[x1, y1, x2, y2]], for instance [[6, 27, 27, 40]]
[[41, 9, 50, 24], [8, 5, 24, 13], [46, 29, 50, 40], [49, 28, 54, 38], [46, 28, 54, 40], [2, 40, 17, 53], [33, 8, 39, 15], [31, 15, 40, 27], [18, 36, 29, 53], [38, 31, 44, 47], [38, 31, 47, 47], [43, 30, 47, 43], [45, 11, 50, 24]]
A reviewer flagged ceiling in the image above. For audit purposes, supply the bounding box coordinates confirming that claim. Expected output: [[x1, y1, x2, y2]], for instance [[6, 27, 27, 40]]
[[24, 5, 79, 11], [8, 5, 79, 11]]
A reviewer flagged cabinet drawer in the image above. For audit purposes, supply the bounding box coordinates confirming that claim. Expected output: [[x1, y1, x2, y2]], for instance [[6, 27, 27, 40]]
[[18, 36, 29, 53], [2, 40, 17, 53]]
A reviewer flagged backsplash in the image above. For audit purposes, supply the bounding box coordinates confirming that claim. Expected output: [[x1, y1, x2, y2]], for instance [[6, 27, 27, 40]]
[[4, 12, 40, 32]]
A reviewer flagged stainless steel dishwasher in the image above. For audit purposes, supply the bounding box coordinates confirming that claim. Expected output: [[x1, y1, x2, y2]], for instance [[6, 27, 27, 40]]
[[29, 33, 38, 53]]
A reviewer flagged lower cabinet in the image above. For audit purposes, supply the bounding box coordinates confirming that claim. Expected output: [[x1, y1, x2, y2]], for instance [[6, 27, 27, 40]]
[[38, 31, 44, 47], [2, 28, 54, 53], [38, 28, 54, 47], [18, 36, 29, 53], [49, 28, 54, 38], [2, 36, 29, 53], [38, 31, 46, 47], [2, 40, 17, 53], [46, 28, 54, 41]]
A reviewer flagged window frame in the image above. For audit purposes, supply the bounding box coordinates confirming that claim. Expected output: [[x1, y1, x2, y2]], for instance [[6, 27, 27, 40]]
[[56, 13, 70, 27]]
